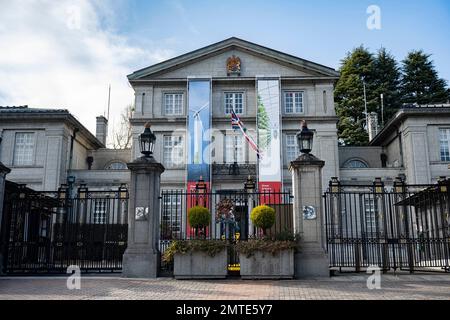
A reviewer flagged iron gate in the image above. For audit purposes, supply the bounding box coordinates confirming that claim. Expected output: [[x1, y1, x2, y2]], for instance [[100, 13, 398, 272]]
[[0, 182, 129, 274], [158, 190, 293, 276], [324, 178, 450, 273]]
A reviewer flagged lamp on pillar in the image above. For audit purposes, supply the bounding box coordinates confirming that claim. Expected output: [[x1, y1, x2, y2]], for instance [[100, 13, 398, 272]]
[[244, 175, 256, 191], [297, 120, 314, 154], [289, 120, 329, 278], [195, 176, 207, 207], [122, 123, 165, 278], [139, 122, 156, 157]]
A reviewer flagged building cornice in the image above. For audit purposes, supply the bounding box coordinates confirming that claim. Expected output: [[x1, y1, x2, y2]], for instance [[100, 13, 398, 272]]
[[369, 107, 450, 146]]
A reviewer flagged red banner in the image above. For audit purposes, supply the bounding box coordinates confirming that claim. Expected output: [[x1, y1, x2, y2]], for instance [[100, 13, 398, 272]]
[[258, 181, 282, 204]]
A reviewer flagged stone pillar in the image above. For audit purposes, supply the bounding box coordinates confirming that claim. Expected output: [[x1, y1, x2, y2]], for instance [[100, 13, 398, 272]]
[[289, 153, 329, 278], [0, 162, 11, 274], [122, 156, 165, 278]]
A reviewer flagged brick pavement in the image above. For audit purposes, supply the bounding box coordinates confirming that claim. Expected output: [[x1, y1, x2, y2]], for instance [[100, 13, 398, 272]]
[[0, 274, 449, 300]]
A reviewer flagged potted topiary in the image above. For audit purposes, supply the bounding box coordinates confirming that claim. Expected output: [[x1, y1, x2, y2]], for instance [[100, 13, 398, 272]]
[[238, 205, 297, 279], [188, 206, 211, 238], [169, 206, 228, 279]]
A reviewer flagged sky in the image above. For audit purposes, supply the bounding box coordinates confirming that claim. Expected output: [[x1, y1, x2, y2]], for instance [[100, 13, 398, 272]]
[[0, 0, 449, 145]]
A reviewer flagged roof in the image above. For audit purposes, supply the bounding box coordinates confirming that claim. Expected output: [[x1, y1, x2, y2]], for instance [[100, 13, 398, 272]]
[[0, 106, 104, 149], [127, 37, 340, 81], [369, 104, 450, 146]]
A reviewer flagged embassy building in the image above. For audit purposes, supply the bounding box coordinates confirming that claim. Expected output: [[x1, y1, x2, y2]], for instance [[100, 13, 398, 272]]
[[2, 38, 450, 193], [128, 37, 341, 193]]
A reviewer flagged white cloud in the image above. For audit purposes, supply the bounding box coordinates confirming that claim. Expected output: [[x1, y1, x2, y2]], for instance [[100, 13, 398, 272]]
[[0, 0, 174, 144]]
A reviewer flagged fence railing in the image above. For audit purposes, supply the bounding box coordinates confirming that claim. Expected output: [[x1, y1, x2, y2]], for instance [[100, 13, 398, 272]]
[[324, 178, 450, 272], [1, 183, 129, 274], [158, 189, 293, 275]]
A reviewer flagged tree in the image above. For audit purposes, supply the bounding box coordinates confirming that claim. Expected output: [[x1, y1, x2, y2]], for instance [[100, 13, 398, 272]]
[[372, 48, 401, 124], [111, 104, 133, 149], [401, 50, 449, 104], [334, 46, 377, 145]]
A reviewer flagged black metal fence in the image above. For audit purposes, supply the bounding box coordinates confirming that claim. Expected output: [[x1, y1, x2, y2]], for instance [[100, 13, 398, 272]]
[[324, 178, 450, 273], [159, 189, 293, 276], [0, 182, 128, 274]]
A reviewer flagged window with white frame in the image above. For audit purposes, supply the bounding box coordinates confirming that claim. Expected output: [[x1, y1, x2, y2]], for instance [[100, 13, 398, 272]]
[[285, 134, 298, 163], [164, 93, 183, 115], [364, 198, 377, 235], [94, 199, 107, 224], [284, 91, 304, 113], [163, 136, 184, 167], [14, 132, 35, 166], [439, 129, 450, 161], [162, 194, 181, 238], [225, 92, 244, 114], [225, 135, 244, 163]]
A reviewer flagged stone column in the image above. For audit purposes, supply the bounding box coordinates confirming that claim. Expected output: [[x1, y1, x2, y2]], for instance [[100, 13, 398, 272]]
[[122, 156, 165, 278], [0, 162, 11, 274], [289, 153, 329, 278]]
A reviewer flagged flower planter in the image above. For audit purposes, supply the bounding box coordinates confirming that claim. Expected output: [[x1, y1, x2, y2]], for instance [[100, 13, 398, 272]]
[[173, 249, 228, 279], [239, 249, 294, 279]]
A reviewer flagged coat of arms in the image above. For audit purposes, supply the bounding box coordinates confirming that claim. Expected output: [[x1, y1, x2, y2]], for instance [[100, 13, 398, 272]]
[[226, 55, 241, 76]]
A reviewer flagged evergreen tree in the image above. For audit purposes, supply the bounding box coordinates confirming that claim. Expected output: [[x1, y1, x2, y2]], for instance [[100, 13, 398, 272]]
[[334, 46, 377, 145], [372, 48, 401, 124], [401, 50, 449, 104]]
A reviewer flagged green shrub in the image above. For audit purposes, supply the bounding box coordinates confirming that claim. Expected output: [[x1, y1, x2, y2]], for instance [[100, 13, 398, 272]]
[[162, 240, 227, 263], [250, 205, 275, 234], [235, 239, 298, 258], [188, 206, 211, 229]]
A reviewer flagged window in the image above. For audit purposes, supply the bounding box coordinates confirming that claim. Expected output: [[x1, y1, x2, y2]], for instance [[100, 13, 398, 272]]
[[364, 198, 377, 234], [14, 132, 35, 166], [284, 91, 304, 113], [161, 194, 181, 239], [164, 93, 183, 115], [285, 134, 298, 163], [343, 159, 368, 168], [163, 136, 184, 167], [225, 92, 244, 114], [105, 161, 127, 170], [94, 199, 107, 224], [225, 135, 244, 163], [439, 129, 450, 161]]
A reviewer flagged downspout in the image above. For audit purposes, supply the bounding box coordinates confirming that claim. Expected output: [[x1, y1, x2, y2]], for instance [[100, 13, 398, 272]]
[[397, 126, 404, 168], [67, 128, 79, 194]]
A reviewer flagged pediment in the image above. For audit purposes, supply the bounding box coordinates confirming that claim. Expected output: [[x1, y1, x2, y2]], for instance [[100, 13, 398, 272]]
[[128, 38, 339, 81]]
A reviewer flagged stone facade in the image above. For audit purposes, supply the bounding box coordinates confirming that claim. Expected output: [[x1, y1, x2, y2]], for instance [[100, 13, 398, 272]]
[[128, 37, 340, 191], [0, 106, 131, 191]]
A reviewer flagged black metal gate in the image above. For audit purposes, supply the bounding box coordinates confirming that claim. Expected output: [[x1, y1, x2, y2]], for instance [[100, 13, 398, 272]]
[[324, 178, 450, 273], [158, 189, 293, 277], [0, 182, 128, 274]]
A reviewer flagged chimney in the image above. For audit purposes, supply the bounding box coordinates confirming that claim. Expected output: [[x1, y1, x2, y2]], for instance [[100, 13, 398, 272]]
[[368, 112, 379, 141], [96, 116, 108, 146]]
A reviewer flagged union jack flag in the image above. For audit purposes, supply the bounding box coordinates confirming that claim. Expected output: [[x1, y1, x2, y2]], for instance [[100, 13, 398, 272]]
[[230, 110, 263, 159]]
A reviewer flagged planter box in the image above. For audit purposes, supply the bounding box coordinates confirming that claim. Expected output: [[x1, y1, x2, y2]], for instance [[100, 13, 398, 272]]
[[239, 249, 294, 279], [174, 249, 227, 279]]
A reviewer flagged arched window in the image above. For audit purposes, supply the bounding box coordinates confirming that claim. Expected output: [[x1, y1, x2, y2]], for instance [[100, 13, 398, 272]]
[[343, 159, 368, 168], [105, 161, 127, 170]]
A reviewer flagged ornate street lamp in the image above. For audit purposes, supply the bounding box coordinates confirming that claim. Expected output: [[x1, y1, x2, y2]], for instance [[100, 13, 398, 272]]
[[195, 175, 207, 192], [297, 120, 314, 154], [244, 175, 256, 191], [139, 122, 156, 157]]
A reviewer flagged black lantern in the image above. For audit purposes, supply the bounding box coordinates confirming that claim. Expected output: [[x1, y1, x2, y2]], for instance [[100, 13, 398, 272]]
[[297, 120, 314, 154], [244, 175, 256, 191], [195, 176, 207, 192], [139, 122, 156, 157]]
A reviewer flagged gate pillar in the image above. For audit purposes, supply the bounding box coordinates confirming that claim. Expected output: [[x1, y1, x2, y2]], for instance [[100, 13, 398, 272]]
[[0, 162, 11, 274], [289, 152, 329, 278], [122, 125, 165, 278]]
